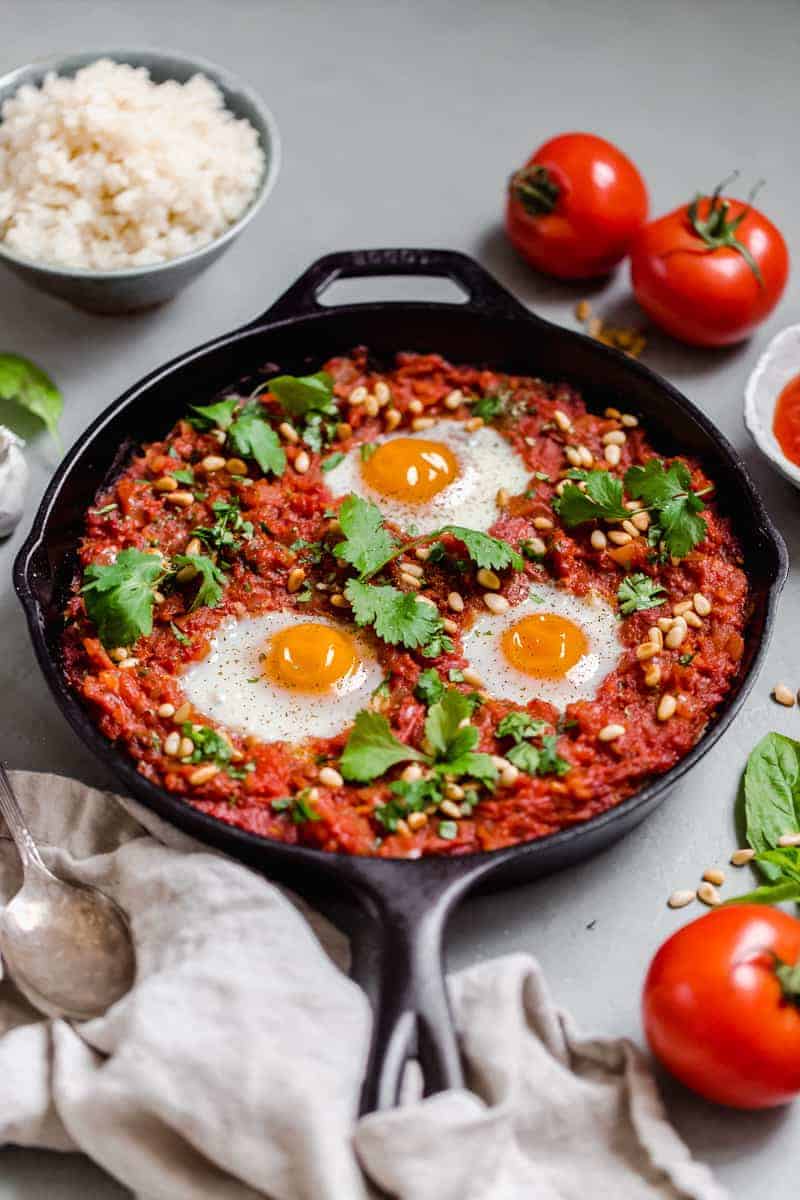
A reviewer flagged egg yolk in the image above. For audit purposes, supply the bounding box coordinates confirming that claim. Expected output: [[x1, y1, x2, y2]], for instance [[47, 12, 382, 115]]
[[361, 437, 459, 503], [264, 622, 360, 692], [501, 612, 588, 678]]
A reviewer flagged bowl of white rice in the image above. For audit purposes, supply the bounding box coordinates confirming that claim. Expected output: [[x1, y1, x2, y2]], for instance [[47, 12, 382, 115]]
[[0, 50, 280, 313]]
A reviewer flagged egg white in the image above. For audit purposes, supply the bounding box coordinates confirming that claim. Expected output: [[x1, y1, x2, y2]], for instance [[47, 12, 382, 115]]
[[181, 611, 383, 741], [462, 585, 622, 708], [323, 418, 530, 534]]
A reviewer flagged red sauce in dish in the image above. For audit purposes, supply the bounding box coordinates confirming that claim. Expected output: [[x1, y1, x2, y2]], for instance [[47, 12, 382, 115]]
[[773, 372, 800, 466], [63, 350, 750, 858]]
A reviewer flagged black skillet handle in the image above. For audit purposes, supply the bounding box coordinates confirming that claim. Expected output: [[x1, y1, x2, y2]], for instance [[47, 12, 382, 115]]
[[253, 248, 533, 325]]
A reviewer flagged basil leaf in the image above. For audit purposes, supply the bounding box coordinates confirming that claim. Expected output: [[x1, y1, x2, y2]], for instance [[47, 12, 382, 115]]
[[744, 732, 800, 881]]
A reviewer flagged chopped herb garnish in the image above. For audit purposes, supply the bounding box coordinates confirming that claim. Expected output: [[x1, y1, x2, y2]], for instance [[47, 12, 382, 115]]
[[617, 573, 667, 616], [678, 652, 696, 666], [171, 468, 195, 485], [193, 498, 253, 556], [359, 443, 378, 462], [322, 452, 346, 472], [415, 667, 446, 706], [89, 502, 118, 516], [169, 620, 191, 646], [181, 722, 233, 766], [438, 820, 458, 840], [471, 393, 505, 422]]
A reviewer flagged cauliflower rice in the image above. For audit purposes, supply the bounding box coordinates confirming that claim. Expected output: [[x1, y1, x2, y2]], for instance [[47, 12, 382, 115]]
[[0, 59, 265, 271]]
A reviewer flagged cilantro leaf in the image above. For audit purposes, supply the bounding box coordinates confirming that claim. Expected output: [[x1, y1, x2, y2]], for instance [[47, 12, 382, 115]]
[[624, 458, 692, 508], [188, 397, 239, 430], [181, 722, 233, 765], [471, 394, 504, 422], [345, 579, 444, 649], [425, 689, 475, 759], [267, 371, 336, 419], [322, 451, 345, 472], [552, 470, 629, 525], [617, 573, 667, 616], [438, 820, 459, 839], [335, 495, 399, 577], [419, 631, 455, 658], [657, 493, 707, 559], [339, 711, 426, 782], [496, 712, 548, 742], [0, 353, 62, 448], [439, 526, 524, 572], [415, 667, 446, 706], [506, 741, 542, 772], [193, 498, 253, 556], [537, 735, 571, 776], [439, 751, 497, 784], [81, 549, 163, 647], [624, 459, 707, 558], [227, 401, 286, 477], [173, 554, 227, 610], [496, 711, 568, 777]]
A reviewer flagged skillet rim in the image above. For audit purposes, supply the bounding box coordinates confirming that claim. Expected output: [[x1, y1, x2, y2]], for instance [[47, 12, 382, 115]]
[[13, 271, 789, 886]]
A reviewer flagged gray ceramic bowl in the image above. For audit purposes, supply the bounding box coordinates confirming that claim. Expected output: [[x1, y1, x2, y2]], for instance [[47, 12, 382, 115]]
[[0, 49, 280, 314]]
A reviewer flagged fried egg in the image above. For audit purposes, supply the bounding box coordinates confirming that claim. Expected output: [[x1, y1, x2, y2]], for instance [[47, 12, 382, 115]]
[[323, 418, 530, 534], [462, 585, 622, 708], [181, 611, 383, 740]]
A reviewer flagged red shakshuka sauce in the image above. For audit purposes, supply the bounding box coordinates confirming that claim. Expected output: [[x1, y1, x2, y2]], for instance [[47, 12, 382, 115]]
[[773, 372, 800, 466], [63, 350, 750, 858]]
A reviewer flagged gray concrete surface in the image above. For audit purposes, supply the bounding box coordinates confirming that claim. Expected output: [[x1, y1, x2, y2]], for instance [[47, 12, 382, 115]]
[[1, 0, 799, 1193]]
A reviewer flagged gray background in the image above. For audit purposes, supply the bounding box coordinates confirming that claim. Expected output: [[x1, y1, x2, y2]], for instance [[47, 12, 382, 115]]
[[1, 0, 799, 1194]]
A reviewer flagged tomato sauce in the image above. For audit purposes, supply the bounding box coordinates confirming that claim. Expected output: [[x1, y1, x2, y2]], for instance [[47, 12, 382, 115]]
[[772, 372, 800, 466], [63, 350, 750, 858]]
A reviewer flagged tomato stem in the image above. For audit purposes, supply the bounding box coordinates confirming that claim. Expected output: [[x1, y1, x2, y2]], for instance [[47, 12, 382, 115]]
[[511, 165, 560, 217], [687, 174, 766, 287], [774, 954, 800, 1005]]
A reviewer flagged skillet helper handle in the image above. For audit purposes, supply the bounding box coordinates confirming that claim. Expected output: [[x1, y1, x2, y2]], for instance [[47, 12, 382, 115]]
[[254, 248, 532, 324]]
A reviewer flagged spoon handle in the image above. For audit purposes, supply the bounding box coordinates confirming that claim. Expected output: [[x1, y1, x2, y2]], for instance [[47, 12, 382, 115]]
[[0, 764, 47, 874]]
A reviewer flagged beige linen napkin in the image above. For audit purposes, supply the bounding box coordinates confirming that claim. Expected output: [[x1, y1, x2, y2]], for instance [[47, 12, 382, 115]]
[[0, 771, 727, 1200]]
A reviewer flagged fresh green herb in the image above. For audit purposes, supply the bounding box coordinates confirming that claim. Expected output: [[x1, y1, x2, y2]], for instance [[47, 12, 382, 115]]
[[497, 712, 548, 742], [335, 495, 399, 577], [415, 667, 446, 706], [345, 579, 445, 651], [725, 733, 800, 904], [193, 499, 253, 555], [172, 554, 227, 609], [532, 471, 551, 482], [82, 549, 164, 647], [339, 710, 427, 782], [226, 760, 256, 781], [188, 397, 239, 430], [0, 353, 62, 448], [181, 722, 233, 765], [537, 734, 572, 777], [227, 401, 286, 477], [267, 371, 339, 452], [169, 620, 191, 646], [168, 445, 179, 459], [617, 573, 667, 616], [506, 740, 542, 773], [438, 527, 523, 572], [322, 452, 346, 472], [89, 503, 118, 516], [471, 393, 504, 422], [171, 468, 195, 486], [271, 797, 291, 811], [289, 538, 324, 563], [448, 668, 465, 683], [496, 711, 569, 777], [529, 590, 543, 602], [295, 584, 313, 603], [424, 689, 497, 783], [438, 820, 458, 840], [553, 470, 629, 525], [625, 459, 707, 559], [290, 788, 321, 824], [678, 652, 696, 667], [419, 631, 455, 658], [359, 443, 378, 462]]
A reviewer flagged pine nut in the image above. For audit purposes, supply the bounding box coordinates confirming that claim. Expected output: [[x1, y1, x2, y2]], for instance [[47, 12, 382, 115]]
[[553, 409, 573, 433], [444, 782, 465, 801], [621, 520, 639, 538], [605, 406, 622, 419], [447, 591, 464, 613], [697, 881, 721, 907], [319, 766, 343, 788], [602, 430, 627, 446], [773, 684, 795, 707], [778, 832, 800, 847], [412, 417, 435, 431], [665, 620, 688, 649], [330, 593, 349, 608], [384, 408, 402, 431], [401, 560, 424, 578], [577, 445, 593, 466], [673, 600, 693, 615], [164, 731, 181, 756], [153, 590, 165, 604], [278, 421, 299, 443], [408, 398, 424, 415], [165, 490, 194, 507], [109, 646, 129, 662], [604, 443, 622, 467], [565, 446, 582, 467], [364, 394, 379, 416], [407, 811, 428, 831], [657, 693, 677, 721], [119, 657, 139, 669], [154, 475, 178, 492], [636, 642, 659, 661], [185, 536, 202, 556], [417, 594, 437, 607], [465, 416, 484, 432], [591, 530, 607, 550], [374, 381, 391, 405], [632, 511, 650, 532], [200, 455, 226, 472], [644, 662, 662, 688], [657, 617, 675, 633], [443, 618, 458, 635], [621, 413, 639, 427], [179, 736, 195, 758], [415, 546, 431, 561], [483, 593, 509, 614], [287, 567, 306, 593], [528, 536, 547, 556], [336, 422, 352, 440], [440, 799, 462, 819], [210, 429, 227, 445], [649, 627, 663, 648], [533, 516, 554, 531], [189, 763, 219, 786], [598, 723, 626, 742], [225, 458, 248, 476], [158, 702, 176, 719], [496, 487, 510, 509], [731, 848, 756, 866], [500, 763, 520, 787], [174, 702, 192, 723], [294, 450, 310, 474], [349, 386, 368, 405], [554, 480, 566, 496], [444, 389, 464, 410], [684, 611, 703, 629], [477, 568, 500, 590], [462, 668, 484, 688], [703, 867, 726, 886], [693, 592, 712, 616], [402, 763, 424, 783], [608, 530, 632, 546], [668, 889, 696, 909], [400, 571, 421, 589]]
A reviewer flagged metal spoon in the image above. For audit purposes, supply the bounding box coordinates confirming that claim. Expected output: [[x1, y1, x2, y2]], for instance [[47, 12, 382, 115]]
[[0, 763, 135, 1020]]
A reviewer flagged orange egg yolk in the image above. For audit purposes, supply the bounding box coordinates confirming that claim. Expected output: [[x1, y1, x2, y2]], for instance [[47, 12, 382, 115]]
[[361, 437, 459, 503], [501, 612, 588, 678], [264, 622, 360, 693]]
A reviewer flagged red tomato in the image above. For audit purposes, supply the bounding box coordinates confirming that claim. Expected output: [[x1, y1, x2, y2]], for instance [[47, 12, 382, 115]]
[[631, 183, 789, 346], [505, 132, 648, 279], [643, 906, 800, 1109]]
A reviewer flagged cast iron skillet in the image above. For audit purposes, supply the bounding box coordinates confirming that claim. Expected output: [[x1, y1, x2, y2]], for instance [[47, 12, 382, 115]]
[[14, 249, 787, 1114]]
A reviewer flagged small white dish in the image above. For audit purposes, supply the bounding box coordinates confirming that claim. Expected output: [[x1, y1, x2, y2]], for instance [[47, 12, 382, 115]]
[[744, 324, 800, 490]]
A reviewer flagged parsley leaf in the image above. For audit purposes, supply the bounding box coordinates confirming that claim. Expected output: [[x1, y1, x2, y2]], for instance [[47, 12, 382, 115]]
[[339, 710, 426, 782], [439, 526, 524, 572], [415, 667, 446, 706], [188, 397, 239, 430], [617, 573, 667, 616], [553, 470, 629, 525], [345, 579, 444, 649], [624, 459, 707, 559], [335, 495, 399, 577], [173, 554, 227, 609], [82, 549, 163, 647], [227, 401, 286, 477]]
